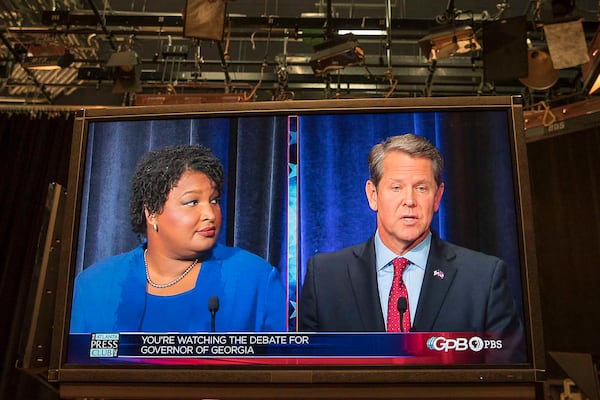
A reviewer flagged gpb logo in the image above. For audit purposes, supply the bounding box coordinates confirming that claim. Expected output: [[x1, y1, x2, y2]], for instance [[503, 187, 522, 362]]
[[426, 336, 486, 352]]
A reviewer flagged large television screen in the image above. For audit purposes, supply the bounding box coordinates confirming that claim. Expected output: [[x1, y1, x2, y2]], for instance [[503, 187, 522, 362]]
[[48, 97, 544, 398]]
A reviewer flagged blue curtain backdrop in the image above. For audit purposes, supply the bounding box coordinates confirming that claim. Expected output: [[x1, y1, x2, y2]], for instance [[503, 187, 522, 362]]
[[296, 110, 523, 311], [76, 116, 289, 284]]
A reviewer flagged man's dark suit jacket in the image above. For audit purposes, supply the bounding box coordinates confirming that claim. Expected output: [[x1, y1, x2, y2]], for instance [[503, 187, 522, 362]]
[[298, 233, 526, 362]]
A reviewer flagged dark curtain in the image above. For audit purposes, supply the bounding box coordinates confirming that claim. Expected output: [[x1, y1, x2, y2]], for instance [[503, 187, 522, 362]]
[[297, 110, 523, 309], [527, 127, 600, 371], [0, 110, 73, 399], [436, 110, 522, 301], [77, 115, 289, 277], [232, 117, 289, 273]]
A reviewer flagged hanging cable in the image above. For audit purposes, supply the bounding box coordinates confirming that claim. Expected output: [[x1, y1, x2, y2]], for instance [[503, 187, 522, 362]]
[[243, 17, 273, 101]]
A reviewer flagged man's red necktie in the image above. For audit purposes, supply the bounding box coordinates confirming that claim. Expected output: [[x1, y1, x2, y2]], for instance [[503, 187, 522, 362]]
[[387, 257, 411, 332]]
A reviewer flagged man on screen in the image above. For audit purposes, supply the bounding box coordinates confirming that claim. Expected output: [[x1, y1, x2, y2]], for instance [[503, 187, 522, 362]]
[[298, 134, 525, 362]]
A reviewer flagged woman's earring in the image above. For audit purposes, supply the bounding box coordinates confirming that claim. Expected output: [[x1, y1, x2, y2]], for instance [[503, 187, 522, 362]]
[[153, 223, 158, 232]]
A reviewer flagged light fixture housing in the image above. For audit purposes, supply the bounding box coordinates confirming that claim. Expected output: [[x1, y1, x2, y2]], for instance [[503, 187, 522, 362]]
[[106, 49, 142, 93], [309, 34, 365, 76], [518, 49, 559, 90], [419, 25, 481, 62], [23, 44, 73, 70]]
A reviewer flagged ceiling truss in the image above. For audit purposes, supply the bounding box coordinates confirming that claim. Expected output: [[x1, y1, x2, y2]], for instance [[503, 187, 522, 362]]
[[0, 1, 598, 106]]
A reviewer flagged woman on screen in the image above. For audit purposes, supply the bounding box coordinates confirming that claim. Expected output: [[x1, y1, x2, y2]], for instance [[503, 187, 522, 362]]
[[70, 145, 286, 333]]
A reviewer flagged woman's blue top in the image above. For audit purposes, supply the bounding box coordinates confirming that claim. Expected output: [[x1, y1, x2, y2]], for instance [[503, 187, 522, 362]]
[[70, 243, 287, 333]]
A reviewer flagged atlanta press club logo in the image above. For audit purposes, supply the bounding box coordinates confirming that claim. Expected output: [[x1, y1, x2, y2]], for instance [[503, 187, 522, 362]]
[[426, 336, 503, 352], [89, 333, 120, 357]]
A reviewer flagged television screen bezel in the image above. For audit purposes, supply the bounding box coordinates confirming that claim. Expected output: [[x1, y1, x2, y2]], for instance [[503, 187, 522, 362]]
[[48, 96, 545, 388]]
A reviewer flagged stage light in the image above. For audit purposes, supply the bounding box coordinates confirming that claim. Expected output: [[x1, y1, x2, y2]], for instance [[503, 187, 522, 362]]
[[22, 44, 73, 70], [518, 49, 559, 90], [77, 66, 108, 80], [57, 52, 75, 68], [106, 49, 141, 93], [309, 34, 365, 75], [582, 27, 600, 95], [418, 25, 481, 61]]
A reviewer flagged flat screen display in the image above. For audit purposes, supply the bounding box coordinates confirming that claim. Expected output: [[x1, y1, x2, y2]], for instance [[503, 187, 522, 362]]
[[48, 97, 543, 389]]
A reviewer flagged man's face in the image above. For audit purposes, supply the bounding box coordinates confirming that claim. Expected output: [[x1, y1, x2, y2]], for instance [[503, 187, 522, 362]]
[[365, 151, 444, 255]]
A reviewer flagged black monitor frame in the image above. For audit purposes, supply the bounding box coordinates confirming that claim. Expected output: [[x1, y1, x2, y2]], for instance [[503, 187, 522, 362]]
[[46, 96, 545, 398]]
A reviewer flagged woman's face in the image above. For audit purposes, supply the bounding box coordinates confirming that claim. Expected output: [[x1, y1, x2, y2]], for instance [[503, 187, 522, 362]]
[[148, 170, 221, 258]]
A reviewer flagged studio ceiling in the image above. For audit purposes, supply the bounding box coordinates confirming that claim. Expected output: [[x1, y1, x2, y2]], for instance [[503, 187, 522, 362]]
[[0, 0, 598, 106]]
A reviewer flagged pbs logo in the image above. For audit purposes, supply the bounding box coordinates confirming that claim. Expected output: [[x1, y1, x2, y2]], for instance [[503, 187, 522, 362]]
[[468, 337, 485, 352]]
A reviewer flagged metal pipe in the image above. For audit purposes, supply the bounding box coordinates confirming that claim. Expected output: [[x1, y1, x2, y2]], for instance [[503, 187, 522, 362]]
[[385, 0, 392, 71], [216, 41, 232, 91], [326, 0, 333, 39]]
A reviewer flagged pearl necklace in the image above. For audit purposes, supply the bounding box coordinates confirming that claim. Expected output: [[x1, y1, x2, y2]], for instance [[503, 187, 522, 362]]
[[144, 249, 199, 289]]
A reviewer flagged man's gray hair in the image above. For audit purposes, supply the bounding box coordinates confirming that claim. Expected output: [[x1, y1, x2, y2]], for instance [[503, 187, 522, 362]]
[[368, 134, 443, 188]]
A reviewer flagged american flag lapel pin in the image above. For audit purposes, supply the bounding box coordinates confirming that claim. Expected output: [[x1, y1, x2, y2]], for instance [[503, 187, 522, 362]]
[[433, 269, 445, 280]]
